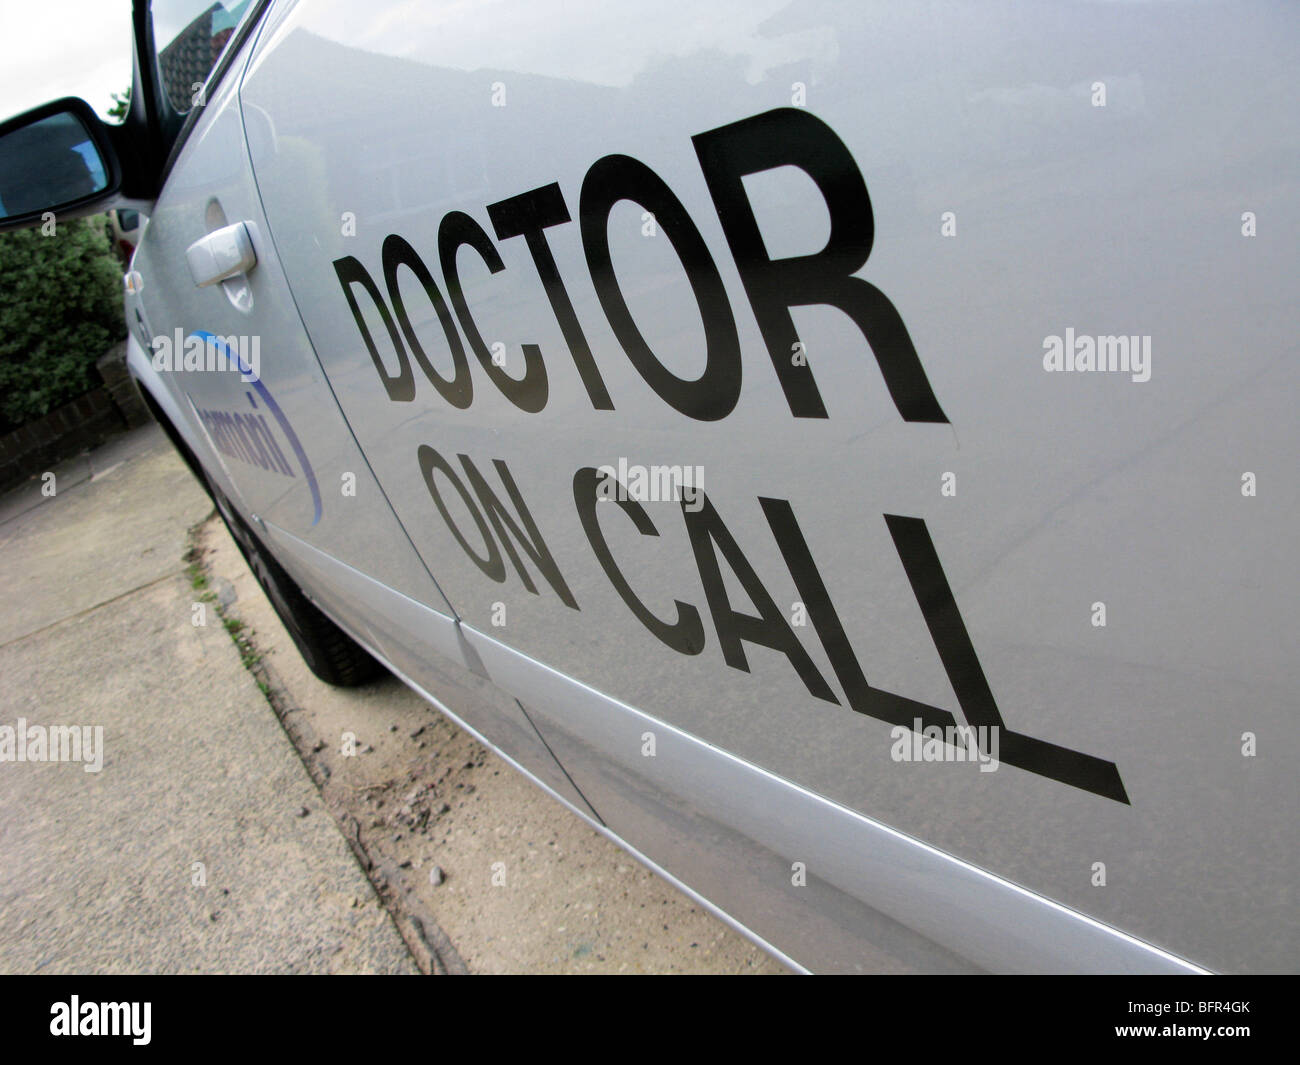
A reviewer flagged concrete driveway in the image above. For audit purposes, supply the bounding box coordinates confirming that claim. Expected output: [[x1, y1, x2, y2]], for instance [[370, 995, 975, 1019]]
[[0, 425, 415, 973]]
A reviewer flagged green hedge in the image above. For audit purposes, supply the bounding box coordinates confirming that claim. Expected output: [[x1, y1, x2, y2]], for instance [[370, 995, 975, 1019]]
[[0, 215, 126, 433]]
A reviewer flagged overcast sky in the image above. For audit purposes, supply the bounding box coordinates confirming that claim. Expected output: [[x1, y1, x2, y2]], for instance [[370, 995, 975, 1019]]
[[0, 0, 134, 121]]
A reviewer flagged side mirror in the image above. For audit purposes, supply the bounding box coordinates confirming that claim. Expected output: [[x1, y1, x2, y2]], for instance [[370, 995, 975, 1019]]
[[0, 97, 121, 231]]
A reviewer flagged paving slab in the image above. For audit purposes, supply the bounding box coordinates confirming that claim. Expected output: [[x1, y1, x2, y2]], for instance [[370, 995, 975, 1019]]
[[0, 425, 416, 973]]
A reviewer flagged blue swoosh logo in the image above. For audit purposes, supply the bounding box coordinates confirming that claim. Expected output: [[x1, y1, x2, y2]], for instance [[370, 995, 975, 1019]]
[[191, 330, 323, 527]]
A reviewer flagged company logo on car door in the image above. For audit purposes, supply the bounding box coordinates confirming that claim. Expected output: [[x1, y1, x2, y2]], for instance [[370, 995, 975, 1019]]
[[186, 331, 323, 526], [330, 108, 1129, 804]]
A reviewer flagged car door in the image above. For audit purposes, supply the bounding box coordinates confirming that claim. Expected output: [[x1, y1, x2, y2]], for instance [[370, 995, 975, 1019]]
[[127, 0, 601, 818]]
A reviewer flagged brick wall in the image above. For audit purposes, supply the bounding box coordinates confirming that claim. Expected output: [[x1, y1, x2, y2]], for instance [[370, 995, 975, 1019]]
[[0, 342, 151, 494]]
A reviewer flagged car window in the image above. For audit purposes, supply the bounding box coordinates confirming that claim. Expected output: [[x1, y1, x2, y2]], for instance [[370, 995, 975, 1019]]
[[152, 0, 256, 114]]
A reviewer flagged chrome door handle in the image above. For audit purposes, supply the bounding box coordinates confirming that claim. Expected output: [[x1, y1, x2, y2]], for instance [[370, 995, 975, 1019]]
[[186, 221, 257, 287]]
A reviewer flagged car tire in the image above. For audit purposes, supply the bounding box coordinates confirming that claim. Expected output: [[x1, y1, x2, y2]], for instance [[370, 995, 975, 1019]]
[[206, 476, 384, 687]]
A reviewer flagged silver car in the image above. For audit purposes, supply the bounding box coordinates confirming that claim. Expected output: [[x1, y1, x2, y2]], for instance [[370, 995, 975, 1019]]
[[1, 0, 1294, 974]]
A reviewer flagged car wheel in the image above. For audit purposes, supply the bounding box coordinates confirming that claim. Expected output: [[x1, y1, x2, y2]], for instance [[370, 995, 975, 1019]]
[[206, 476, 384, 687]]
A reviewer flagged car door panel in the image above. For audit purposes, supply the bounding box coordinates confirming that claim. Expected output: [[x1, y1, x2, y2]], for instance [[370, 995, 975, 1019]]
[[129, 10, 596, 816]]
